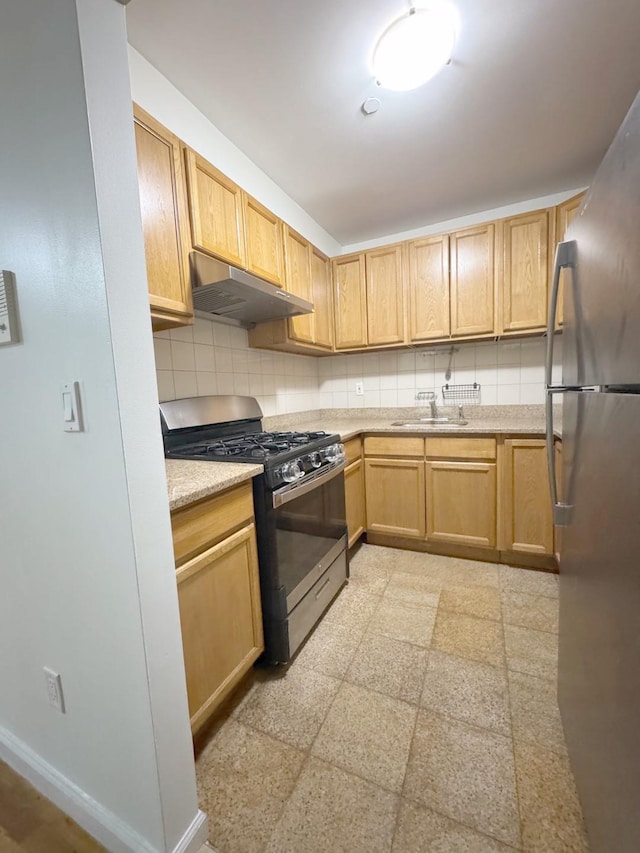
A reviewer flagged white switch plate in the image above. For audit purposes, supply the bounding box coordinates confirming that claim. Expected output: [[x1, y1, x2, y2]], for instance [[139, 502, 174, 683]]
[[355, 382, 364, 396], [62, 381, 84, 432], [44, 667, 65, 714], [0, 270, 21, 346]]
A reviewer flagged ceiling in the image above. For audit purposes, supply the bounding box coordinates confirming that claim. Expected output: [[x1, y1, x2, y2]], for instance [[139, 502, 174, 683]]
[[126, 0, 640, 246]]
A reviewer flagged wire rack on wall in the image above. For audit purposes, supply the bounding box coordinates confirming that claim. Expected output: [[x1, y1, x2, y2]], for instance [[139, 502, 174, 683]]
[[441, 382, 481, 403]]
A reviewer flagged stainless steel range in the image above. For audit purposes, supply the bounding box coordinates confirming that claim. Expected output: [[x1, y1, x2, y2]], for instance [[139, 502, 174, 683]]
[[160, 395, 348, 663]]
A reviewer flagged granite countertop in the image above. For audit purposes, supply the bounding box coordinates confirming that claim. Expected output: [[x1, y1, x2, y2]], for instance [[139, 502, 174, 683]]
[[291, 416, 548, 440], [166, 459, 263, 511], [166, 405, 560, 511], [262, 405, 555, 441]]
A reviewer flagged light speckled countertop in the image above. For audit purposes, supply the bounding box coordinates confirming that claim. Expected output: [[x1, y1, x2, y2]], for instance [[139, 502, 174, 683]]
[[166, 459, 263, 511], [166, 405, 559, 510], [288, 416, 547, 441], [263, 404, 562, 440]]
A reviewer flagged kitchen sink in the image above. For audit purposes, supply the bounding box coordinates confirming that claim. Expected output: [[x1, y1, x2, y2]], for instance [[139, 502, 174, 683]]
[[391, 418, 468, 427]]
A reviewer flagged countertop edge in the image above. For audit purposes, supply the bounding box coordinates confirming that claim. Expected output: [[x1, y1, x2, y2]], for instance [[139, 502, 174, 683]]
[[166, 460, 263, 512]]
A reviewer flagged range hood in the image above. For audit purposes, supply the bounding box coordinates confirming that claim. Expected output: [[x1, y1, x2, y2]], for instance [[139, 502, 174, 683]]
[[190, 251, 313, 326]]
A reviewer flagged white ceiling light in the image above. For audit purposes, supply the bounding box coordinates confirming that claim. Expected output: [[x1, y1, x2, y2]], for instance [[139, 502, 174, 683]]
[[372, 3, 458, 92]]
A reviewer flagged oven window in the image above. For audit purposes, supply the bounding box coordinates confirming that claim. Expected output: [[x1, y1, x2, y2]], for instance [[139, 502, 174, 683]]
[[274, 470, 346, 605]]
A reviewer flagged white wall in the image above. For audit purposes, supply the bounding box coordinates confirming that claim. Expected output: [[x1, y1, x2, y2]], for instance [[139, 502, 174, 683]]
[[128, 46, 342, 258], [341, 189, 588, 254], [0, 2, 203, 851]]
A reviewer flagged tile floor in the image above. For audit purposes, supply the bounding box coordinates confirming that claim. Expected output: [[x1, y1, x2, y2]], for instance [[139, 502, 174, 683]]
[[196, 545, 589, 853]]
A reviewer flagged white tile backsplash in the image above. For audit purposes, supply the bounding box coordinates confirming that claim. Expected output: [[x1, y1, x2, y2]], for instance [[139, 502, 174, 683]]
[[154, 316, 561, 416]]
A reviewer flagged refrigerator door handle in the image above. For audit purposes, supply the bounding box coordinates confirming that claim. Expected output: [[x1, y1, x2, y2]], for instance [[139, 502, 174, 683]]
[[546, 387, 573, 527], [545, 239, 577, 387]]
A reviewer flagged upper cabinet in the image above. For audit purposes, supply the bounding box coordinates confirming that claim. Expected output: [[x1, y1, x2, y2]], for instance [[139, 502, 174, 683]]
[[407, 235, 450, 342], [365, 244, 406, 346], [311, 247, 334, 350], [134, 105, 585, 351], [333, 253, 368, 350], [499, 209, 553, 335], [183, 149, 246, 268], [133, 105, 193, 331], [284, 225, 314, 344], [555, 192, 586, 327], [243, 193, 285, 287], [450, 223, 497, 338]]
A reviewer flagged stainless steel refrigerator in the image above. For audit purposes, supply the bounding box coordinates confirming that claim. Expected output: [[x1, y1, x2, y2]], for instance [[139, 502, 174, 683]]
[[546, 89, 640, 853]]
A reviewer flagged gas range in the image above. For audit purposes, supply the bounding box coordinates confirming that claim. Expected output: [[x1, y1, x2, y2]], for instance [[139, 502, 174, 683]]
[[165, 429, 345, 489], [160, 395, 349, 664]]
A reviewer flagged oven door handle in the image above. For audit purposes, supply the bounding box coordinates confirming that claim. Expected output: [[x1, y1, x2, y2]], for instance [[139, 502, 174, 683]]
[[272, 460, 346, 508]]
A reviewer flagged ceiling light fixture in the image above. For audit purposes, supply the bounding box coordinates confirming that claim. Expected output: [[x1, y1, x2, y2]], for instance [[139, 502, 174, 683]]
[[372, 3, 458, 92]]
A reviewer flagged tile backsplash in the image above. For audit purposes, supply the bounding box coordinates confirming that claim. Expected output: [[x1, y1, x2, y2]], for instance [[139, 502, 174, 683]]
[[154, 316, 562, 414], [154, 317, 319, 416]]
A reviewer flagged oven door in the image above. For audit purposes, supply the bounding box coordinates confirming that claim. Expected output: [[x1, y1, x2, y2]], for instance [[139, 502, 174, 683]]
[[272, 461, 347, 612]]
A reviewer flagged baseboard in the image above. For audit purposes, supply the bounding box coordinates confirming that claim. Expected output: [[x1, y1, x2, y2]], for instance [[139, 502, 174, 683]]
[[364, 533, 558, 571], [172, 809, 209, 853], [0, 725, 206, 853]]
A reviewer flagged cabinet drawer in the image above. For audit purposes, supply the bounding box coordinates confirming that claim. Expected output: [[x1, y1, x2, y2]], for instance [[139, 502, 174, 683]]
[[288, 548, 347, 657], [171, 482, 254, 567], [343, 437, 362, 464], [425, 437, 496, 460], [364, 436, 425, 458]]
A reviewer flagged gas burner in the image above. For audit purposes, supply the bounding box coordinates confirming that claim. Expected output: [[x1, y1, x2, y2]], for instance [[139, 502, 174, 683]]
[[167, 429, 334, 465]]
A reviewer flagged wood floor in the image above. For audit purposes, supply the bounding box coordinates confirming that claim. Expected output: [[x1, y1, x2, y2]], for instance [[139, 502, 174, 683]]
[[0, 760, 104, 852]]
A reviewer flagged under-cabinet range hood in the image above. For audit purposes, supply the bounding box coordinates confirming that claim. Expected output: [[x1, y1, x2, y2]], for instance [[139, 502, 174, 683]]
[[190, 251, 313, 326]]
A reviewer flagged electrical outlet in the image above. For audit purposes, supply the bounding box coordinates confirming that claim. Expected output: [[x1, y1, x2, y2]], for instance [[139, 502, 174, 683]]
[[355, 382, 364, 396], [44, 667, 65, 714]]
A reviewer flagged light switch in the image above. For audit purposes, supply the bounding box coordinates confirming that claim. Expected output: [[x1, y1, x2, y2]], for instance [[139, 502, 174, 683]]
[[0, 270, 21, 346], [62, 382, 84, 432]]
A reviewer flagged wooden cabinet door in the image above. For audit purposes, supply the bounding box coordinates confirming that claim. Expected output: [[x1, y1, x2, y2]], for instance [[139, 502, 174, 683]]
[[426, 460, 497, 548], [365, 244, 406, 345], [284, 224, 314, 344], [450, 223, 496, 337], [555, 192, 585, 327], [345, 459, 366, 547], [133, 105, 193, 327], [501, 439, 553, 556], [176, 523, 263, 733], [408, 235, 450, 342], [243, 192, 284, 286], [311, 247, 333, 349], [183, 148, 246, 267], [365, 458, 426, 539], [500, 209, 552, 333], [332, 253, 367, 349]]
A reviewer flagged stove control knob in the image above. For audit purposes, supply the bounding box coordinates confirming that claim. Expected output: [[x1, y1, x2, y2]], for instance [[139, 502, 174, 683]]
[[282, 460, 304, 483], [308, 452, 322, 469], [323, 443, 345, 463]]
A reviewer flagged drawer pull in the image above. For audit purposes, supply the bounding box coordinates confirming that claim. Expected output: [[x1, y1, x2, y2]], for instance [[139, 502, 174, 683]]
[[314, 577, 332, 599]]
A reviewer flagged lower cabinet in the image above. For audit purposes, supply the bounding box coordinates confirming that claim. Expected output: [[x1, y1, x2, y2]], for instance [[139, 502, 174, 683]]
[[425, 460, 497, 548], [344, 458, 366, 547], [365, 457, 426, 539], [172, 483, 264, 734], [425, 437, 497, 549], [501, 438, 554, 556], [355, 433, 554, 569]]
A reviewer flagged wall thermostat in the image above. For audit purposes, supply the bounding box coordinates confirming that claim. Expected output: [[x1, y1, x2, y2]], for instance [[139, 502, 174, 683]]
[[0, 270, 21, 346]]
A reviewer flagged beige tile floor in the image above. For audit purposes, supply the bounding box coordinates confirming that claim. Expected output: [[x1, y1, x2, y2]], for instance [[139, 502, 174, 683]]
[[196, 545, 589, 853]]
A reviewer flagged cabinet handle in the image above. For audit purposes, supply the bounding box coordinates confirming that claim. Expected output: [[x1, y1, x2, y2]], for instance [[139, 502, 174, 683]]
[[314, 577, 332, 600]]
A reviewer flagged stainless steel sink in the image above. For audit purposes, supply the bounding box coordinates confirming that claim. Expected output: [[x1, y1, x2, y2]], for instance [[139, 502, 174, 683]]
[[391, 418, 468, 427]]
